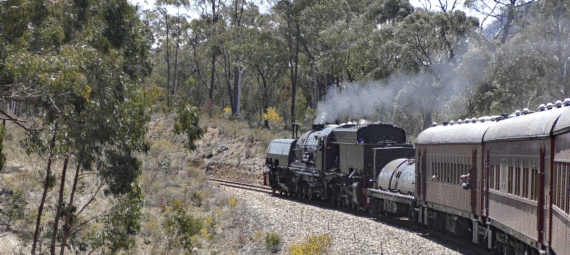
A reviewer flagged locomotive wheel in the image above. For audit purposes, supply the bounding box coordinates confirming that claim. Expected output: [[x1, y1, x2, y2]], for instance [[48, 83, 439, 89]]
[[329, 194, 336, 206], [307, 187, 313, 200]]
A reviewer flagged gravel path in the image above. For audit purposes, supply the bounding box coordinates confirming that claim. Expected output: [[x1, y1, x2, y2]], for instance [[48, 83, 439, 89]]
[[220, 185, 477, 255]]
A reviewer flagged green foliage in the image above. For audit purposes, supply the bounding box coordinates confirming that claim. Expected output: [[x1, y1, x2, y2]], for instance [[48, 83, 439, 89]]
[[101, 150, 142, 196], [174, 104, 204, 151], [163, 201, 204, 251], [265, 232, 281, 253], [1, 0, 153, 253], [0, 186, 27, 231], [87, 185, 144, 254]]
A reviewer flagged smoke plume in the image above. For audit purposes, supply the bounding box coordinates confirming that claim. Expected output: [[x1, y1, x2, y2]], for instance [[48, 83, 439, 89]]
[[314, 40, 489, 126]]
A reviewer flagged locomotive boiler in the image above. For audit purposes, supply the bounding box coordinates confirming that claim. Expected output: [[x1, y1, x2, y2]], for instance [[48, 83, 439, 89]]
[[265, 123, 414, 209]]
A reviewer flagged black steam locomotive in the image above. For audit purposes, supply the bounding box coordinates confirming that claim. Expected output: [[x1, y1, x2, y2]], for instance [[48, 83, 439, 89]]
[[265, 100, 570, 255], [264, 123, 414, 209]]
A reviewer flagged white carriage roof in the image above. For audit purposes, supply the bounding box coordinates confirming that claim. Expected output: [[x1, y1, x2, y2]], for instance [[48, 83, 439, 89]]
[[484, 107, 567, 142], [416, 121, 495, 144], [553, 107, 570, 135]]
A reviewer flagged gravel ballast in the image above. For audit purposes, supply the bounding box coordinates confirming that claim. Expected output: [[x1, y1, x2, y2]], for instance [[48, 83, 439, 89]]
[[220, 185, 477, 255]]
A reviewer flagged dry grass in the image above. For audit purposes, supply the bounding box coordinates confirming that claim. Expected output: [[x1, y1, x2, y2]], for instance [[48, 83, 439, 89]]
[[1, 111, 293, 254], [136, 112, 294, 254]]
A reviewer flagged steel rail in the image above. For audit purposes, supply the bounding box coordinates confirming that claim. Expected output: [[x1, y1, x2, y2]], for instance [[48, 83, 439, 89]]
[[208, 178, 273, 194]]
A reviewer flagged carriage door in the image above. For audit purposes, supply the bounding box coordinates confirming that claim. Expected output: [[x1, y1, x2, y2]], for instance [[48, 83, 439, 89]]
[[483, 149, 490, 217], [421, 148, 427, 201], [471, 148, 477, 216]]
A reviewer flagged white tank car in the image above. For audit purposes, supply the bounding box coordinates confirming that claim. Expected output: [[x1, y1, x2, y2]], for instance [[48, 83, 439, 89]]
[[376, 158, 416, 196]]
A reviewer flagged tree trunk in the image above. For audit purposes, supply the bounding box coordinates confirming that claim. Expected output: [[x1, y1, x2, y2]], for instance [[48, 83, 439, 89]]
[[290, 29, 299, 137], [173, 12, 181, 97], [50, 158, 69, 255], [263, 75, 269, 129], [32, 121, 59, 255], [59, 163, 81, 255], [208, 1, 218, 107], [233, 65, 242, 117], [225, 67, 235, 114], [209, 51, 217, 103], [500, 3, 516, 44], [166, 14, 171, 107], [422, 111, 433, 130]]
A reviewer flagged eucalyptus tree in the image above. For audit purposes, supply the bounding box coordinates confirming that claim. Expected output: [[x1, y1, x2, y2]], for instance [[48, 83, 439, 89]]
[[146, 0, 190, 107], [218, 0, 261, 117], [392, 10, 479, 130], [465, 0, 535, 43], [193, 0, 229, 108], [240, 16, 288, 128], [475, 0, 570, 113], [273, 0, 304, 133], [0, 0, 153, 254]]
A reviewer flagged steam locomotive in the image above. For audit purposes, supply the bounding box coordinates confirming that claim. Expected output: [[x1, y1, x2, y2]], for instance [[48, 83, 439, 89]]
[[265, 100, 570, 255]]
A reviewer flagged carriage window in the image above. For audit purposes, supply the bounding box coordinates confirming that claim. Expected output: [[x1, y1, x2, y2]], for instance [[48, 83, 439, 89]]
[[530, 168, 540, 201], [522, 167, 529, 199], [560, 163, 570, 214], [564, 163, 569, 214], [490, 165, 495, 190], [557, 163, 568, 213], [515, 166, 521, 197], [555, 162, 562, 210], [507, 166, 514, 194], [496, 165, 501, 191], [443, 159, 446, 183], [445, 161, 451, 183], [438, 160, 442, 182], [453, 162, 458, 184]]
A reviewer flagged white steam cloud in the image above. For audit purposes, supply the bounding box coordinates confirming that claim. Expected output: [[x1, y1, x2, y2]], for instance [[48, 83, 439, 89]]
[[314, 40, 489, 126], [314, 81, 398, 124]]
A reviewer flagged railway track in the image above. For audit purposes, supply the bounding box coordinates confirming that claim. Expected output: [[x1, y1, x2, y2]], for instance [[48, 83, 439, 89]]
[[208, 178, 273, 194], [208, 177, 486, 254]]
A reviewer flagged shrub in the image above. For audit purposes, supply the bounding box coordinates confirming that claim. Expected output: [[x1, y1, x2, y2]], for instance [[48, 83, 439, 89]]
[[228, 198, 237, 207], [163, 204, 204, 251], [263, 107, 283, 122], [0, 186, 27, 231], [223, 107, 232, 118], [265, 232, 281, 253], [289, 234, 332, 255]]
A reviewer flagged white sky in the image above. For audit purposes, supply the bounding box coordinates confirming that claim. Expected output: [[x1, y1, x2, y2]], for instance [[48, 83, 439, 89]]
[[128, 0, 197, 18]]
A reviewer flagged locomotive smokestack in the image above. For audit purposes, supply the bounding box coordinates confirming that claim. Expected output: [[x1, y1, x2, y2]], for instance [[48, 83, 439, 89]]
[[312, 124, 325, 131]]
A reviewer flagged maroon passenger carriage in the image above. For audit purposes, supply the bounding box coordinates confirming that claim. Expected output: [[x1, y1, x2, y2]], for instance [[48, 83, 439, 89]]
[[551, 108, 570, 254], [414, 103, 570, 254], [415, 118, 495, 245]]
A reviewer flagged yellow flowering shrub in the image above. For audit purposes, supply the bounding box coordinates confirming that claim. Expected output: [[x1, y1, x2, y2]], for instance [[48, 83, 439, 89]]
[[289, 234, 332, 255], [263, 107, 283, 122]]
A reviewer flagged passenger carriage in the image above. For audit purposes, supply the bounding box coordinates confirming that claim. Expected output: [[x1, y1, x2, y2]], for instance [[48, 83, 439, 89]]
[[415, 119, 494, 241]]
